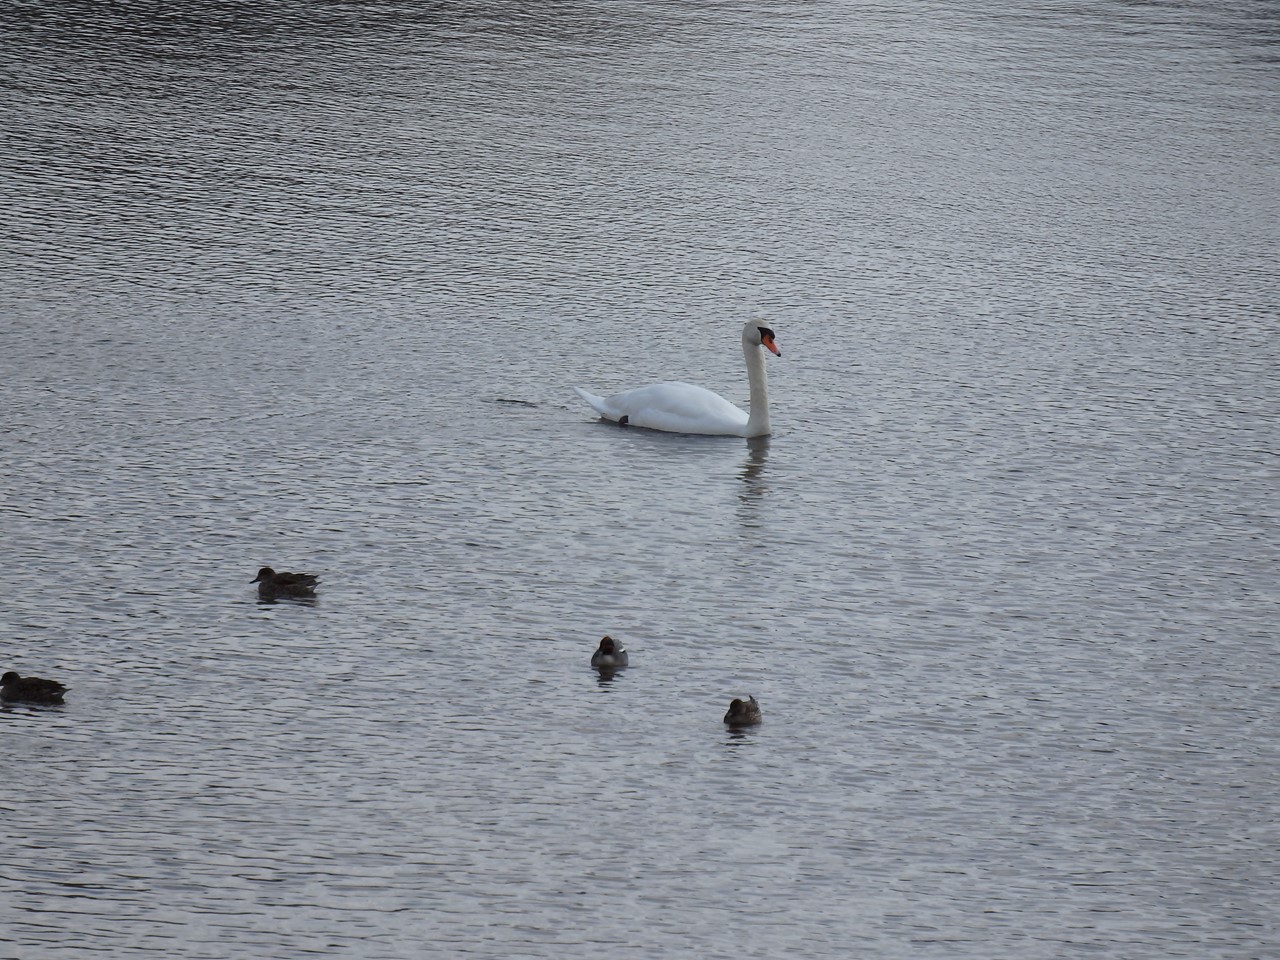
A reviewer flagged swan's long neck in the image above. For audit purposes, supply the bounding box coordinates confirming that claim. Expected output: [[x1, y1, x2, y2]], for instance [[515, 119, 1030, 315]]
[[743, 336, 771, 438]]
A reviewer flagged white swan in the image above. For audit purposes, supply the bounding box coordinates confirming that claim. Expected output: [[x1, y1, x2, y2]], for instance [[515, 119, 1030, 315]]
[[573, 321, 780, 437]]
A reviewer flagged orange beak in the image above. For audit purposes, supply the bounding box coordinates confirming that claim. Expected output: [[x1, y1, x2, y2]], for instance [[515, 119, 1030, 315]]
[[762, 332, 781, 356]]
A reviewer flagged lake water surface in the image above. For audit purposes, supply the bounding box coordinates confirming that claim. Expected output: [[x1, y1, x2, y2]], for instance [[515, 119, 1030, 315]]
[[2, 1, 1277, 958]]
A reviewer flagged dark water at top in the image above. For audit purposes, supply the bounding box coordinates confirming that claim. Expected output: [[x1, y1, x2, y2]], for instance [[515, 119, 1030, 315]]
[[2, 2, 1277, 957]]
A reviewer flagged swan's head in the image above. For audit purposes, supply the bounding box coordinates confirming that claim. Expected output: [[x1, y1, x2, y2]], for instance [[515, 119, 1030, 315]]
[[743, 321, 781, 357]]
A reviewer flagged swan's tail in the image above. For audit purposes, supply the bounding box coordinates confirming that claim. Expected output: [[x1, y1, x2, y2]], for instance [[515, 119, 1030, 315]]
[[573, 386, 612, 418]]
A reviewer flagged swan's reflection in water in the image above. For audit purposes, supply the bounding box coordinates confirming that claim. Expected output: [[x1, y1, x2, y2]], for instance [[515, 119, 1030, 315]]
[[738, 435, 771, 505]]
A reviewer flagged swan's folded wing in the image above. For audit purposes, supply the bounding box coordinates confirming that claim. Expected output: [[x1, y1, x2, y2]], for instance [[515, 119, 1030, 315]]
[[586, 382, 748, 435]]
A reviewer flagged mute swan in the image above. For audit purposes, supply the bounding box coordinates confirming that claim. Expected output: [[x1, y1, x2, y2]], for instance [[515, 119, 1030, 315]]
[[1, 671, 68, 704], [574, 321, 781, 437], [724, 695, 762, 727], [252, 567, 319, 598], [591, 635, 629, 671]]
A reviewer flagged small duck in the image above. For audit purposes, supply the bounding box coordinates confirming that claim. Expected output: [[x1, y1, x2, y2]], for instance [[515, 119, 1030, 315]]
[[1, 671, 68, 704], [590, 635, 629, 671], [251, 566, 319, 597], [724, 695, 762, 727]]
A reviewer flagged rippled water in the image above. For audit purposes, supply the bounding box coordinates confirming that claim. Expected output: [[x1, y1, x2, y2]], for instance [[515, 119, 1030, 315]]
[[2, 2, 1277, 957]]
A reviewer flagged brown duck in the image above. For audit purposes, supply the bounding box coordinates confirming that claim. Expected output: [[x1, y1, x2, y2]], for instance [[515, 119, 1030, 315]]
[[251, 567, 319, 597], [590, 635, 629, 671], [2, 671, 68, 704], [723, 695, 762, 727]]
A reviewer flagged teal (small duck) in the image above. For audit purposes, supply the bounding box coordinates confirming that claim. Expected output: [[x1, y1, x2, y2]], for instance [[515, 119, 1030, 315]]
[[252, 566, 319, 597], [591, 635, 629, 671], [724, 695, 762, 727], [1, 671, 68, 704]]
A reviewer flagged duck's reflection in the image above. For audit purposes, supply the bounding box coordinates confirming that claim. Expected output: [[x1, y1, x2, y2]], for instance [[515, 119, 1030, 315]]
[[256, 595, 319, 607], [595, 668, 624, 688]]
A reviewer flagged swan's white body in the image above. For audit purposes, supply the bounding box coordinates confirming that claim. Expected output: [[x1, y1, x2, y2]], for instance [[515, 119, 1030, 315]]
[[573, 321, 780, 438]]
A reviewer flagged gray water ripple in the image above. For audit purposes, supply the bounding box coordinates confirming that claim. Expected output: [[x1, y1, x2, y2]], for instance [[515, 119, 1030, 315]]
[[3, 1, 1277, 958]]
